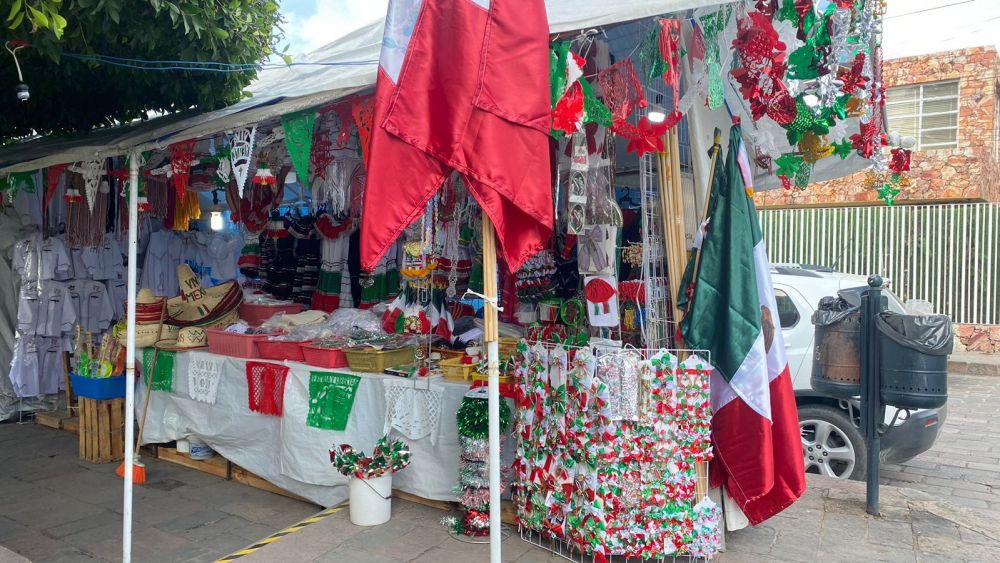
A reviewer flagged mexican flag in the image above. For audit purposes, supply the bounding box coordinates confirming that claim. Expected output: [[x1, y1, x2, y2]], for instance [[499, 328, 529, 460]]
[[679, 125, 806, 525]]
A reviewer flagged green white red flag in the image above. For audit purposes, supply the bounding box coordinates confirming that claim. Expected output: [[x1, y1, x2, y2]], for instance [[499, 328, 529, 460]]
[[679, 125, 806, 525]]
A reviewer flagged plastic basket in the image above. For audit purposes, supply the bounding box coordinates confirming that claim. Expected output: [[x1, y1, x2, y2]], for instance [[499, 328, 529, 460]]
[[432, 348, 466, 361], [207, 329, 275, 358], [71, 374, 126, 400], [301, 345, 349, 368], [238, 302, 302, 327], [345, 348, 416, 373], [258, 339, 311, 362], [440, 356, 477, 381]]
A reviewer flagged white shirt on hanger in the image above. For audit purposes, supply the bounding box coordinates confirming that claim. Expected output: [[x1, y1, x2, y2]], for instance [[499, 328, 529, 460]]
[[12, 233, 74, 283], [66, 279, 114, 334], [140, 230, 181, 297], [16, 281, 77, 338]]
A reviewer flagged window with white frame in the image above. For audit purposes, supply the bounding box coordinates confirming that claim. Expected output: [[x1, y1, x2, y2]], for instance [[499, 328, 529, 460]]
[[886, 80, 960, 150]]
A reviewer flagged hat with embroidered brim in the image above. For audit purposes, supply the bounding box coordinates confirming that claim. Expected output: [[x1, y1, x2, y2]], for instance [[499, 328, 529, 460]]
[[166, 265, 243, 328], [154, 326, 209, 351]]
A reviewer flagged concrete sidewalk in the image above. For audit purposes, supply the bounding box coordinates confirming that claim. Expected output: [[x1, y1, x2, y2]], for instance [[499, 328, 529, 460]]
[[234, 474, 1000, 563], [948, 351, 1000, 377]]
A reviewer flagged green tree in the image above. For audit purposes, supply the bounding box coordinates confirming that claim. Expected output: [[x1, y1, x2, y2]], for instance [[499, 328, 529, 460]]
[[0, 0, 285, 141]]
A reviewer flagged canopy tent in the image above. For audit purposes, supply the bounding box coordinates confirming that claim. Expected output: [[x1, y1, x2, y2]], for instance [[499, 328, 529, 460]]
[[0, 2, 890, 562], [0, 1, 735, 175]]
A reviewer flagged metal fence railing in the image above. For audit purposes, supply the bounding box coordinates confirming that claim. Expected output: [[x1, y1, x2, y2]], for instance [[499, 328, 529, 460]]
[[758, 203, 1000, 325]]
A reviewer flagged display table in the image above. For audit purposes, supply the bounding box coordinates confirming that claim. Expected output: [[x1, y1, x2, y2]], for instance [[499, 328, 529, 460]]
[[139, 350, 503, 507]]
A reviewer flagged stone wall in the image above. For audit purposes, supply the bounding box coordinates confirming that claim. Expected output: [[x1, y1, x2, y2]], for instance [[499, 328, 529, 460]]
[[955, 323, 1000, 354], [755, 46, 1000, 208]]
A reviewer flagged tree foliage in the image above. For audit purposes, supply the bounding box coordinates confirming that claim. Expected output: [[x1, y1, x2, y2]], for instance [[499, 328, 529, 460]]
[[0, 0, 285, 141]]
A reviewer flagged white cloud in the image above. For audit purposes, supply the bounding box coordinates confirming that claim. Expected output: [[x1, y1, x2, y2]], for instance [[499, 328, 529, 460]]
[[287, 0, 389, 56]]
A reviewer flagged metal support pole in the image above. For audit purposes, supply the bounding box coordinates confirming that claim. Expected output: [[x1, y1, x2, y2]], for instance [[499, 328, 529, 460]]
[[862, 275, 884, 516], [122, 151, 139, 562], [480, 217, 502, 563]]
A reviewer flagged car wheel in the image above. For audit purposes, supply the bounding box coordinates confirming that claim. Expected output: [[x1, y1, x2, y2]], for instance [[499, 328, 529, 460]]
[[798, 404, 867, 480]]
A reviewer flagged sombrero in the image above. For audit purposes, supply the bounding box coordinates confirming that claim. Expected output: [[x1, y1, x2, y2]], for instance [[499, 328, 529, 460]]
[[155, 326, 209, 351], [166, 265, 243, 328]]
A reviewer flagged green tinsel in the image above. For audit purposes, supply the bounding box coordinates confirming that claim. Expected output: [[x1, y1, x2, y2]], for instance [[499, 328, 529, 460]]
[[456, 396, 511, 439]]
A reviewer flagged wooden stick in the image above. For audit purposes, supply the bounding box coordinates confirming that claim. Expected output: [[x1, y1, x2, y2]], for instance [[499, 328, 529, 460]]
[[480, 217, 502, 563]]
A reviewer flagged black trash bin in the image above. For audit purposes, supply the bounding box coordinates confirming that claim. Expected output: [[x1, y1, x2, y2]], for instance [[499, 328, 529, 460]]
[[876, 312, 952, 410], [811, 297, 862, 399]]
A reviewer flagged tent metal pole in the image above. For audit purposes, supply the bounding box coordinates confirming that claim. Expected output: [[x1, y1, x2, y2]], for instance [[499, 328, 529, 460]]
[[122, 150, 139, 563], [480, 216, 502, 563]]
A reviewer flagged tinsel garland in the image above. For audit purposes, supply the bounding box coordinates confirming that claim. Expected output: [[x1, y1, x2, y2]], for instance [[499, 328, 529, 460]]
[[330, 434, 411, 479], [456, 395, 511, 439]]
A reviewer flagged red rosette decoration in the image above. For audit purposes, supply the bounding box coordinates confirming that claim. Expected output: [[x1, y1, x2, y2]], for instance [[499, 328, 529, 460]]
[[850, 120, 888, 158], [169, 138, 197, 203], [889, 148, 911, 173]]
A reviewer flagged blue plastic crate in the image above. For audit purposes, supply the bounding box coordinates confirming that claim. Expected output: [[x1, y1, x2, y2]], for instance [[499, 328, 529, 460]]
[[70, 374, 126, 400]]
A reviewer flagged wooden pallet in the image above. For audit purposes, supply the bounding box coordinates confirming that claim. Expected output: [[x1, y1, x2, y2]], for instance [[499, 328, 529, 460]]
[[78, 397, 125, 463], [156, 447, 231, 479], [231, 465, 312, 504], [35, 411, 79, 434]]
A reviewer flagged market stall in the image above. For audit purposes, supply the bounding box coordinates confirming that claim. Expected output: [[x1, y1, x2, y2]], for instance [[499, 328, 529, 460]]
[[0, 1, 895, 562]]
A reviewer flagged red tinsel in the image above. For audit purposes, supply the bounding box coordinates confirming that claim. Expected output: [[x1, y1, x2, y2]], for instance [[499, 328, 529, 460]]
[[730, 10, 792, 125], [657, 19, 682, 112], [169, 139, 197, 203], [596, 59, 646, 123]]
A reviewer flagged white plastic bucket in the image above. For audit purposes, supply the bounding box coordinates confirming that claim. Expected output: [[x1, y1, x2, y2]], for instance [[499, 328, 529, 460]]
[[348, 474, 392, 526], [175, 438, 190, 453], [189, 437, 215, 460]]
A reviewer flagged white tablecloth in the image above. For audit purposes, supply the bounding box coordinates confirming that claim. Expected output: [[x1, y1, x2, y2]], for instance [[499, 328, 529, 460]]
[[139, 351, 499, 507]]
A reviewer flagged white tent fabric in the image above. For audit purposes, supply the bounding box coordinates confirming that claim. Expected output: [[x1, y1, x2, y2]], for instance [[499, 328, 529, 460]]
[[0, 0, 732, 175]]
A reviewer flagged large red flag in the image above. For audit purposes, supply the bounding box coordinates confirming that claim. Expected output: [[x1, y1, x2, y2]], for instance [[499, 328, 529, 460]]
[[360, 0, 553, 272]]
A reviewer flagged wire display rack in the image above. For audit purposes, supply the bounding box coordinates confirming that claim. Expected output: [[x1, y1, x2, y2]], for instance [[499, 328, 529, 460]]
[[513, 345, 714, 563]]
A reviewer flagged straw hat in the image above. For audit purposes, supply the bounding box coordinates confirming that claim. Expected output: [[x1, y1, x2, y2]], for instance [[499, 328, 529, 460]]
[[166, 265, 243, 328], [155, 326, 209, 351], [137, 288, 159, 304], [127, 320, 178, 348]]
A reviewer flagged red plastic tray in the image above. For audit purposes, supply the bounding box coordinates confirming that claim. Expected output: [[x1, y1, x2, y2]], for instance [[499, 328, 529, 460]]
[[300, 344, 348, 368]]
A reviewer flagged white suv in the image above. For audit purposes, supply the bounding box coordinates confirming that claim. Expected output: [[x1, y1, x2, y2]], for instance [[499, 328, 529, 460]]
[[771, 265, 946, 480]]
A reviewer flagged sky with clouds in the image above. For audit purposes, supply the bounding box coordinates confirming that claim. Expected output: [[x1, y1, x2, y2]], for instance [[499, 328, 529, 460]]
[[278, 0, 1000, 60], [280, 0, 388, 56]]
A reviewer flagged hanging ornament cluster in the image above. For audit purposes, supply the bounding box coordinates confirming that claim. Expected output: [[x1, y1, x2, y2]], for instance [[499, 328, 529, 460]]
[[549, 41, 612, 137], [637, 18, 683, 129], [724, 1, 888, 196]]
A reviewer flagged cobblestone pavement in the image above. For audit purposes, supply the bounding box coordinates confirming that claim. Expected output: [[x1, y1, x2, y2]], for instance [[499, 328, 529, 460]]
[[0, 422, 318, 562], [882, 374, 1000, 514]]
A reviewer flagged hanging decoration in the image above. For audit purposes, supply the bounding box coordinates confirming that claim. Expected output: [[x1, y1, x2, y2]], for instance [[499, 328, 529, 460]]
[[549, 41, 612, 137], [638, 19, 683, 128], [142, 348, 176, 392], [168, 138, 197, 203], [281, 110, 317, 190], [699, 5, 734, 109], [306, 371, 361, 431], [252, 155, 277, 191], [352, 95, 376, 166], [77, 159, 105, 213], [230, 125, 257, 198], [246, 361, 289, 416], [332, 102, 354, 147], [45, 163, 68, 207]]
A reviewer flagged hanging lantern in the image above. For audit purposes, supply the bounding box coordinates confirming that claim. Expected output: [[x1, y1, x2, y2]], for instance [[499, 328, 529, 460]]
[[63, 187, 83, 203]]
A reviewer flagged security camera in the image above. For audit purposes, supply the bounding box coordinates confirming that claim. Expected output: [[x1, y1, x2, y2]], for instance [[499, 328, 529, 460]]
[[15, 83, 29, 102]]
